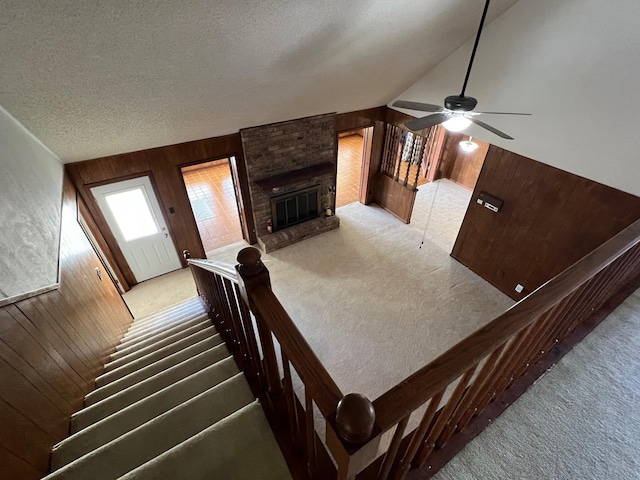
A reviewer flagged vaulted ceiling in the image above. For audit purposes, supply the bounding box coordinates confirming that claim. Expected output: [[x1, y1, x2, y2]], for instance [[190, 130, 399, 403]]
[[0, 0, 519, 162]]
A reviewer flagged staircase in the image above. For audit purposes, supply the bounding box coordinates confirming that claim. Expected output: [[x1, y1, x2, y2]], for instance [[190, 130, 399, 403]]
[[45, 298, 291, 480]]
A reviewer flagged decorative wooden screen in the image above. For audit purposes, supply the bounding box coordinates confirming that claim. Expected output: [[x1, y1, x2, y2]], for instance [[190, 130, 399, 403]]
[[380, 125, 434, 189]]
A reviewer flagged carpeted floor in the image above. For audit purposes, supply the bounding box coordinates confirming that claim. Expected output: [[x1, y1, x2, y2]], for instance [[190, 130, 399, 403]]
[[122, 267, 198, 319], [205, 202, 513, 401]]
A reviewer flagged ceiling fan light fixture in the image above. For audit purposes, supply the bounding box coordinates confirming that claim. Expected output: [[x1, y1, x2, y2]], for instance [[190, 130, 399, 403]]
[[459, 136, 479, 152], [442, 115, 472, 132]]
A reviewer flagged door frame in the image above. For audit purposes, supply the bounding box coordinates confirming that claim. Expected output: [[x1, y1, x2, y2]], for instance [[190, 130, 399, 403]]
[[83, 171, 179, 288], [178, 155, 257, 253], [335, 126, 374, 207]]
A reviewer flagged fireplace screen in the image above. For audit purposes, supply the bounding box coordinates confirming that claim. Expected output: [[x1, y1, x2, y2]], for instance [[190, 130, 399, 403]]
[[271, 185, 320, 231]]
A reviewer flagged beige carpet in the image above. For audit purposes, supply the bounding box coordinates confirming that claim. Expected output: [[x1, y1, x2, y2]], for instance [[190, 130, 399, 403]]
[[206, 202, 513, 401], [410, 179, 473, 253], [434, 288, 640, 480], [123, 267, 198, 319]]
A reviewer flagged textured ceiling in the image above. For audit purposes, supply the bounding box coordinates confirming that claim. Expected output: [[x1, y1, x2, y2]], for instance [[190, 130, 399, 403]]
[[0, 0, 518, 162]]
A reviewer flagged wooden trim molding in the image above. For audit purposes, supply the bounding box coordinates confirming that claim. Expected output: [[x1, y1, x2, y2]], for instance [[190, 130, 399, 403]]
[[0, 284, 60, 308]]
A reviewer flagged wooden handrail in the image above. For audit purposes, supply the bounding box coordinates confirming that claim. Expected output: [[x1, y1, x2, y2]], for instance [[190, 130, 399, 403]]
[[187, 259, 239, 283], [250, 284, 344, 418], [373, 217, 640, 430]]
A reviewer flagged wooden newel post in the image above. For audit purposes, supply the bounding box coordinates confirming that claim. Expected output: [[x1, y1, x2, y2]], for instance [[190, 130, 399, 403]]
[[236, 247, 283, 397], [327, 393, 380, 480], [336, 393, 376, 443]]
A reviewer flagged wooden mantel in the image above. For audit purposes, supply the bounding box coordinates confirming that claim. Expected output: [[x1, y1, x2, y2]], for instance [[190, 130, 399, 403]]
[[254, 162, 335, 192]]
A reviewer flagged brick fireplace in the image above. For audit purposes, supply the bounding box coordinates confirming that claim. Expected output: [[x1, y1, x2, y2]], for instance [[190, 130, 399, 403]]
[[241, 113, 340, 252]]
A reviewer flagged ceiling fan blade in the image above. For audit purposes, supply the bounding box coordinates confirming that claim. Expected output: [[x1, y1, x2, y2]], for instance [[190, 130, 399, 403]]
[[393, 100, 443, 113], [405, 113, 450, 131], [469, 117, 514, 140], [477, 111, 532, 116]]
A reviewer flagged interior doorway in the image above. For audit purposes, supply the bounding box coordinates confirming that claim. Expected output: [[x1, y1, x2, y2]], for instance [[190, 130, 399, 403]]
[[410, 134, 490, 253], [181, 158, 244, 253], [336, 127, 373, 208]]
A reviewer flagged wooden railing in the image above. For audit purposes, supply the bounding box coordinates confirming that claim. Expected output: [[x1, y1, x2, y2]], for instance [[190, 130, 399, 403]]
[[189, 217, 640, 480], [188, 251, 376, 480], [362, 217, 640, 479]]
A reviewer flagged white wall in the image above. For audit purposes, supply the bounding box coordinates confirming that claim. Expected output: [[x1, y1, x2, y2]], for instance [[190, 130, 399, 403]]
[[391, 0, 640, 197], [0, 106, 63, 300]]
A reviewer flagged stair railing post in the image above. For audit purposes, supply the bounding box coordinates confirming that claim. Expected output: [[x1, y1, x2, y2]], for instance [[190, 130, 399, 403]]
[[236, 247, 283, 397], [326, 393, 380, 480]]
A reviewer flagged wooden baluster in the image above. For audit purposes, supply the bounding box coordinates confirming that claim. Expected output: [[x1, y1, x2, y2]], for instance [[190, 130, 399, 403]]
[[394, 128, 404, 181], [378, 416, 409, 480], [515, 284, 597, 380], [218, 277, 238, 345], [222, 277, 249, 371], [471, 324, 538, 417], [437, 344, 506, 445], [208, 274, 227, 335], [415, 366, 477, 466], [235, 283, 264, 383], [236, 248, 283, 397], [305, 389, 316, 478], [510, 282, 596, 384], [282, 353, 300, 445], [214, 275, 235, 346], [412, 136, 427, 188], [391, 389, 444, 480], [382, 124, 394, 175], [482, 315, 554, 407], [403, 136, 416, 187], [487, 303, 564, 404], [455, 338, 516, 431], [576, 245, 640, 320]]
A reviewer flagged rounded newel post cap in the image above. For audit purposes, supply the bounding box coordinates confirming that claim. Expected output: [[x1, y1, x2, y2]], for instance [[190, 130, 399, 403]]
[[237, 247, 264, 276], [335, 393, 376, 444]]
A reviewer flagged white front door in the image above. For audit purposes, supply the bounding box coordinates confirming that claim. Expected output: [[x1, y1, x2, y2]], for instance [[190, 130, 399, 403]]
[[91, 176, 182, 282]]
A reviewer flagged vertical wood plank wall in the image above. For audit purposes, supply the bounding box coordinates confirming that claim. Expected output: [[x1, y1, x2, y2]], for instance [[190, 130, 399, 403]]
[[0, 176, 133, 480], [452, 146, 640, 300], [438, 133, 490, 190], [65, 133, 255, 289]]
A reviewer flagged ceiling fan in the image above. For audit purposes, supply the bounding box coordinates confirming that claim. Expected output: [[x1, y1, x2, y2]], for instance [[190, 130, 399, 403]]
[[393, 0, 530, 140]]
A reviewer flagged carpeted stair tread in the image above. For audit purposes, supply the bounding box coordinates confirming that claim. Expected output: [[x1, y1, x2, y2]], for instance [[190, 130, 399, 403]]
[[45, 374, 254, 480], [51, 359, 241, 470], [127, 304, 205, 335], [81, 338, 226, 417], [128, 300, 204, 329], [116, 313, 209, 352], [124, 308, 206, 339], [44, 374, 254, 480], [118, 401, 292, 480], [108, 319, 212, 364], [97, 327, 217, 386]]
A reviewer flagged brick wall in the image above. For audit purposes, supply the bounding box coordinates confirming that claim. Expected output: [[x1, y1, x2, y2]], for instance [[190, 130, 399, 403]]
[[241, 114, 339, 251]]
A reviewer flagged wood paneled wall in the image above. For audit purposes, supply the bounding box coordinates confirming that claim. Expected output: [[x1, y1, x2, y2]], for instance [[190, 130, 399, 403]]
[[438, 133, 489, 190], [0, 176, 132, 480], [67, 107, 386, 287], [66, 134, 255, 288], [452, 146, 640, 300], [336, 107, 386, 204]]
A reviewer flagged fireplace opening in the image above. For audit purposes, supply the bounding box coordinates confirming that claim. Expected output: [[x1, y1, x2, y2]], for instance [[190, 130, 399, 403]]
[[271, 185, 321, 231]]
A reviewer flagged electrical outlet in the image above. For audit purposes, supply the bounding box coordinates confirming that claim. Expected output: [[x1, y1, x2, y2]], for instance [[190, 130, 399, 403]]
[[515, 284, 524, 294]]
